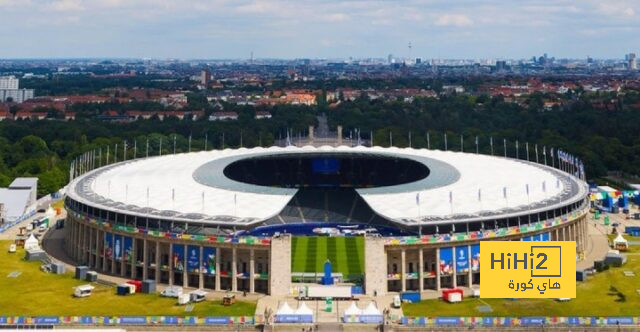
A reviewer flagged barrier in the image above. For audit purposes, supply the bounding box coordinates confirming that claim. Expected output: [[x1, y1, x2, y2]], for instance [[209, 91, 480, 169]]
[[0, 316, 258, 326], [400, 317, 640, 327], [1, 315, 640, 327]]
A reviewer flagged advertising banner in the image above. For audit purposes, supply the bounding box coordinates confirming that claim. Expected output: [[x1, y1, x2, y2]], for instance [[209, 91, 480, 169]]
[[439, 247, 453, 275], [202, 247, 216, 275], [114, 235, 123, 261], [471, 244, 480, 272], [187, 245, 201, 273], [104, 233, 113, 259], [172, 244, 185, 272], [455, 246, 469, 273], [123, 237, 133, 262]]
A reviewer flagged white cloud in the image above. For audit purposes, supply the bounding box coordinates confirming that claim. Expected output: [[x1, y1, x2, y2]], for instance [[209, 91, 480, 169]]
[[434, 14, 473, 27], [48, 0, 84, 12]]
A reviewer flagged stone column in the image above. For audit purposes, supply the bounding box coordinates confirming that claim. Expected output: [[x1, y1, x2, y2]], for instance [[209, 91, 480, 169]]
[[269, 236, 292, 296], [131, 238, 137, 279], [95, 228, 101, 269], [400, 249, 406, 292], [199, 246, 204, 289], [231, 246, 238, 292], [120, 237, 126, 277], [436, 247, 441, 291], [168, 243, 174, 286], [467, 245, 473, 286], [418, 248, 424, 292], [142, 239, 148, 280], [364, 237, 386, 296], [183, 245, 189, 288], [154, 241, 160, 282], [337, 126, 343, 145], [215, 248, 221, 291], [452, 247, 457, 288], [249, 249, 255, 293], [110, 234, 116, 275], [88, 227, 93, 267]]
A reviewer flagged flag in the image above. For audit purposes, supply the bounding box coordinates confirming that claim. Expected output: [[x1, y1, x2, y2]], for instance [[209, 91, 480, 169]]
[[416, 192, 420, 205], [542, 181, 546, 193], [478, 188, 482, 202], [449, 191, 453, 204], [526, 183, 529, 195], [503, 187, 507, 199], [234, 193, 237, 204]]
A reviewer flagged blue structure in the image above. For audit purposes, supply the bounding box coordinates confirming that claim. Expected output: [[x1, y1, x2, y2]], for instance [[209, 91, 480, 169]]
[[625, 226, 640, 237], [635, 194, 640, 206], [618, 196, 629, 209], [322, 260, 334, 285]]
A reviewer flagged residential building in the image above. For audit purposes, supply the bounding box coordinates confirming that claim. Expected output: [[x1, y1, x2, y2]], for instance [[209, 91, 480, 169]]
[[209, 112, 239, 121], [0, 76, 34, 103]]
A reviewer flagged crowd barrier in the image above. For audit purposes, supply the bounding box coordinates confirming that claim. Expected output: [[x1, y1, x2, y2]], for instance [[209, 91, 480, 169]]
[[1, 316, 640, 327], [402, 316, 639, 327], [0, 209, 36, 233], [384, 209, 585, 245], [0, 316, 261, 326]]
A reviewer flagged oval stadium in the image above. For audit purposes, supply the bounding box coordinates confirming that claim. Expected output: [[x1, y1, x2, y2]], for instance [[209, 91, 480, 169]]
[[64, 145, 589, 296]]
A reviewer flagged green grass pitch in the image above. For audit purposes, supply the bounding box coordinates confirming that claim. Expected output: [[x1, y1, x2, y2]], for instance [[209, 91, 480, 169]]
[[291, 236, 365, 276]]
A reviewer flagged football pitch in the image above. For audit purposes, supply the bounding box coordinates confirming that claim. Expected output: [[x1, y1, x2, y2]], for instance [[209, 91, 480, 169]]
[[291, 236, 364, 276]]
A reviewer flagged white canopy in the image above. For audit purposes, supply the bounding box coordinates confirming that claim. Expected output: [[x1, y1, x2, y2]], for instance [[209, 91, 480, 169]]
[[46, 205, 56, 217], [344, 302, 362, 316], [276, 302, 295, 315], [295, 302, 313, 316], [362, 302, 382, 316], [614, 233, 628, 245], [24, 233, 39, 250]]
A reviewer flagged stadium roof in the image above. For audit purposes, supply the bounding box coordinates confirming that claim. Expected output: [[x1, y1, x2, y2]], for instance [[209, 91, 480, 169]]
[[67, 145, 588, 227]]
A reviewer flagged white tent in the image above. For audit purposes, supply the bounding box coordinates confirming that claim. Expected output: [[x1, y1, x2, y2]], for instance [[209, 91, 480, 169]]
[[46, 205, 56, 217], [344, 302, 362, 316], [614, 233, 629, 250], [276, 302, 295, 315], [614, 233, 628, 245], [362, 302, 382, 316], [24, 233, 39, 250], [295, 302, 313, 316]]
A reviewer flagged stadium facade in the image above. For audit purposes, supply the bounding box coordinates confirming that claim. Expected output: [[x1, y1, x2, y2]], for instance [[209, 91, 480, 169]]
[[64, 145, 589, 296]]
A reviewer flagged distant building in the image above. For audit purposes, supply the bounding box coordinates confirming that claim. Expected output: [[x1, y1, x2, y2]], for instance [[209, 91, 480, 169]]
[[201, 69, 211, 86], [0, 177, 38, 223], [209, 112, 239, 121], [495, 60, 507, 71], [0, 76, 35, 103], [628, 53, 637, 71], [255, 111, 272, 120], [0, 76, 19, 89]]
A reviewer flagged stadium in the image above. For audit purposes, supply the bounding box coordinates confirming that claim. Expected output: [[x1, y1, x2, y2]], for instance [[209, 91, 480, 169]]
[[63, 144, 589, 296]]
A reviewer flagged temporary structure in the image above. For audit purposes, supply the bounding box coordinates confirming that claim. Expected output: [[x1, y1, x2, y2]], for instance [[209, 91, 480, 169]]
[[295, 302, 313, 316], [343, 302, 362, 316], [276, 302, 295, 315], [295, 302, 314, 323], [614, 233, 629, 251], [24, 233, 39, 250], [362, 302, 382, 316]]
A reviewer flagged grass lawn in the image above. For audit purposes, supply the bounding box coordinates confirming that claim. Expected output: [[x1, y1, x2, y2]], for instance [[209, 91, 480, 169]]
[[0, 241, 256, 316], [291, 236, 364, 275], [404, 243, 640, 317]]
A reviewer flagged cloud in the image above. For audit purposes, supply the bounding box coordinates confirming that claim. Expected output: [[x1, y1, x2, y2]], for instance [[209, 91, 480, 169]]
[[48, 0, 84, 12], [434, 14, 473, 27]]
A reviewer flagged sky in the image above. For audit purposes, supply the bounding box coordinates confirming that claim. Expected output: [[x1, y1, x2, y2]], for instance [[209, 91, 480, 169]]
[[0, 0, 638, 59]]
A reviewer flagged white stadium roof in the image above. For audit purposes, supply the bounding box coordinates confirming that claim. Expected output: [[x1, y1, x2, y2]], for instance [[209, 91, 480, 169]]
[[67, 145, 588, 227]]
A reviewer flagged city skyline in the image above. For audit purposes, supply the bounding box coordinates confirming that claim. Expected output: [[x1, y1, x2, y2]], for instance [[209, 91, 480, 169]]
[[0, 0, 638, 59]]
